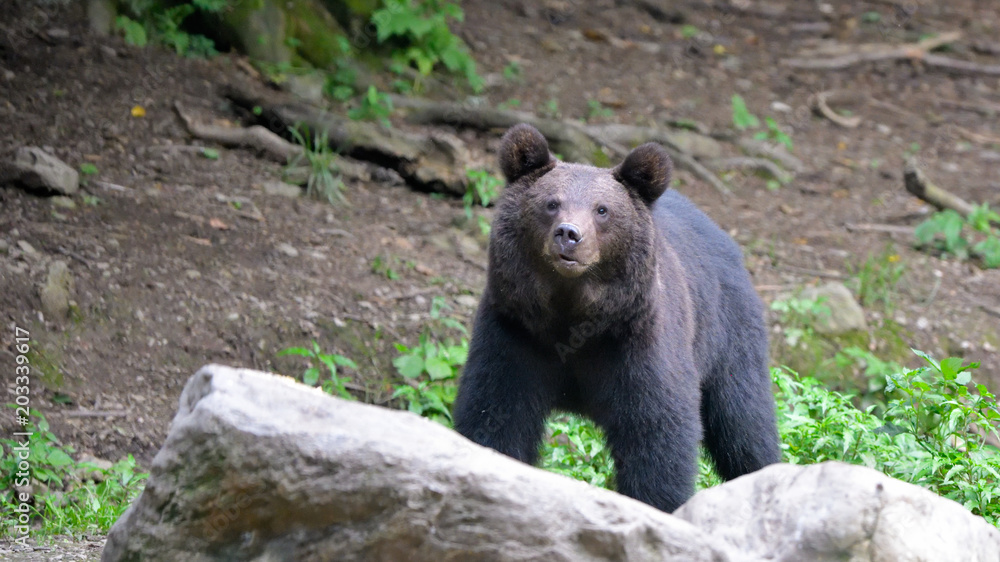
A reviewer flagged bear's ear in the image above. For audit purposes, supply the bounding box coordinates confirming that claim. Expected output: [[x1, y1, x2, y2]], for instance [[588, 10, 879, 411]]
[[614, 143, 673, 205], [499, 124, 553, 183]]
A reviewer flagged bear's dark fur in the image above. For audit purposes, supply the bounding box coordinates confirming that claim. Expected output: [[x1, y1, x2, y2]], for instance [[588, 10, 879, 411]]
[[453, 123, 780, 513]]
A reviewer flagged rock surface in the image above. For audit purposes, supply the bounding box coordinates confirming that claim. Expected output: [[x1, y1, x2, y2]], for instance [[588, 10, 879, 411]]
[[102, 365, 729, 562], [675, 462, 1000, 562], [800, 281, 868, 334], [39, 260, 74, 320], [103, 365, 1000, 562], [2, 147, 80, 195]]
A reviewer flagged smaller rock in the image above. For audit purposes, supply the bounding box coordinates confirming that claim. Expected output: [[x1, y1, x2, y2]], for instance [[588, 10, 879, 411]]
[[771, 101, 792, 113], [39, 260, 74, 320], [51, 196, 77, 210], [455, 295, 478, 308], [185, 270, 202, 280], [799, 281, 867, 334], [0, 239, 9, 253], [261, 180, 302, 198], [276, 243, 299, 257], [17, 240, 39, 257], [916, 317, 930, 330], [7, 147, 79, 195], [284, 74, 325, 104]]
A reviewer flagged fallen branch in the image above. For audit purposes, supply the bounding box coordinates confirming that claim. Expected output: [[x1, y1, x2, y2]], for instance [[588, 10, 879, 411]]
[[937, 98, 1000, 117], [844, 223, 916, 235], [784, 31, 962, 71], [903, 156, 976, 217], [705, 157, 792, 183], [810, 90, 862, 128], [922, 54, 1000, 76], [222, 82, 473, 196], [737, 138, 805, 173], [393, 97, 736, 197], [175, 101, 298, 162]]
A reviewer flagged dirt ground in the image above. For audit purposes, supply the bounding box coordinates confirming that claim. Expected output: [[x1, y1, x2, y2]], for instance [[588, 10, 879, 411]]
[[2, 0, 1000, 554]]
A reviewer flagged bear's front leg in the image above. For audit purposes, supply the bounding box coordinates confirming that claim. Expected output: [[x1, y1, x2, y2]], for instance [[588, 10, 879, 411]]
[[453, 308, 557, 465], [590, 355, 702, 513]]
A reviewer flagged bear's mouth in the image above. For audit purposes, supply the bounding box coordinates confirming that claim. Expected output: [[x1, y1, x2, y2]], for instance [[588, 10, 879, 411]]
[[558, 253, 578, 265]]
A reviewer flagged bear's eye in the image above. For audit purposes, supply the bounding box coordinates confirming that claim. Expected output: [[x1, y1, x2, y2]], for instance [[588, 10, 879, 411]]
[[546, 200, 560, 213], [596, 206, 608, 216]]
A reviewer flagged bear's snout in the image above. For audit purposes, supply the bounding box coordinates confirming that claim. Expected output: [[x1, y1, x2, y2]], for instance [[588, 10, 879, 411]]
[[554, 223, 582, 254]]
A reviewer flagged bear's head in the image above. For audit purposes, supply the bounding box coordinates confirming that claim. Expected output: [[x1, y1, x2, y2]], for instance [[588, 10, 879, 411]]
[[495, 123, 673, 281]]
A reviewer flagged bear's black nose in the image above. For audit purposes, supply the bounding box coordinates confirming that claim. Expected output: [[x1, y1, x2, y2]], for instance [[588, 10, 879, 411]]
[[554, 223, 582, 251]]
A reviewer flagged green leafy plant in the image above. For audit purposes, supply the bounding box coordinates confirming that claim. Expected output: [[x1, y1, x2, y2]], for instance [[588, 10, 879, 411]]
[[200, 147, 220, 160], [755, 116, 793, 151], [464, 169, 501, 235], [372, 0, 483, 92], [286, 126, 345, 204], [775, 350, 1000, 526], [278, 341, 358, 399], [731, 94, 760, 130], [348, 85, 394, 128], [915, 205, 1000, 268], [502, 60, 522, 82], [540, 414, 615, 488], [392, 297, 469, 425], [0, 410, 147, 537], [541, 98, 561, 119], [79, 162, 99, 186], [371, 254, 402, 280], [770, 295, 831, 348], [114, 1, 222, 58], [319, 36, 359, 102], [848, 243, 905, 312], [680, 24, 702, 39], [497, 98, 521, 111], [585, 99, 614, 122]]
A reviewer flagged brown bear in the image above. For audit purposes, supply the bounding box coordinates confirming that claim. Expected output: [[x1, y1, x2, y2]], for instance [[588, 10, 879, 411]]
[[453, 123, 780, 513]]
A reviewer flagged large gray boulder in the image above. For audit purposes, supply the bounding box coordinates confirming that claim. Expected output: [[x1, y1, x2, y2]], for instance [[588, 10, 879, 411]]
[[675, 462, 1000, 562], [102, 365, 730, 562]]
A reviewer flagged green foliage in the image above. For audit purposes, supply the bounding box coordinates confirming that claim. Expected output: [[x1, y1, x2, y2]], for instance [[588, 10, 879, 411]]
[[680, 24, 701, 39], [732, 96, 793, 151], [278, 341, 358, 399], [371, 254, 402, 280], [497, 98, 521, 111], [391, 297, 469, 425], [79, 163, 98, 186], [770, 295, 831, 348], [0, 410, 147, 537], [585, 99, 614, 122], [463, 169, 501, 236], [848, 243, 905, 312], [115, 15, 148, 47], [540, 414, 615, 488], [502, 60, 522, 82], [731, 94, 760, 130], [776, 351, 1000, 526], [541, 98, 561, 120], [323, 36, 359, 102], [115, 1, 222, 57], [200, 147, 220, 160], [372, 0, 483, 92], [915, 205, 1000, 268], [755, 116, 793, 151], [286, 125, 345, 204], [348, 85, 394, 128]]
